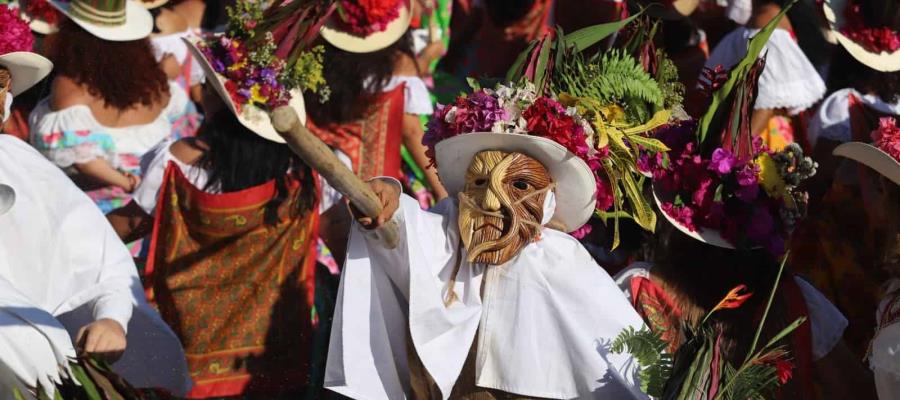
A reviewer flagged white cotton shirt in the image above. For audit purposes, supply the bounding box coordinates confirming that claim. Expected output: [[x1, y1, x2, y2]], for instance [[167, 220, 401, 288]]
[[366, 75, 435, 116], [704, 28, 826, 115], [807, 88, 900, 147], [871, 279, 900, 400], [326, 190, 648, 399], [614, 263, 848, 361], [0, 134, 189, 396], [151, 30, 206, 86], [132, 138, 349, 215]]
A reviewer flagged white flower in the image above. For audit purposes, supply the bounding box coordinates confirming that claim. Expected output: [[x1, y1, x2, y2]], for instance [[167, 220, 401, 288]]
[[444, 106, 458, 123]]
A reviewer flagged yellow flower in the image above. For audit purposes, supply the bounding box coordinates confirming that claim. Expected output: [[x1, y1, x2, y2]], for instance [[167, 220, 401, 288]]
[[756, 153, 787, 199], [228, 59, 246, 72], [250, 85, 267, 105]]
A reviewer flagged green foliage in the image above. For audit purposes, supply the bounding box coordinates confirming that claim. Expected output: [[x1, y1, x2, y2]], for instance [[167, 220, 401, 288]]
[[226, 0, 265, 39], [283, 45, 330, 101], [611, 326, 673, 397], [655, 49, 685, 110]]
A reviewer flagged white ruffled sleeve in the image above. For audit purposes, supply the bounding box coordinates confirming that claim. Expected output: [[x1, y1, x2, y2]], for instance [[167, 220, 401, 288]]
[[807, 89, 853, 147], [794, 276, 848, 360], [384, 76, 434, 115], [133, 139, 176, 215], [705, 28, 826, 115], [28, 99, 117, 169]]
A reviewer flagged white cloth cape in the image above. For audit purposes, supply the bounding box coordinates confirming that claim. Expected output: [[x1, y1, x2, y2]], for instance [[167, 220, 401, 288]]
[[0, 135, 190, 396], [325, 193, 647, 399], [704, 28, 826, 115]]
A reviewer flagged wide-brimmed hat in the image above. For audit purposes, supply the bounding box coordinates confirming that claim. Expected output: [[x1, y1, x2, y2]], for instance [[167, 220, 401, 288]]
[[822, 0, 900, 72], [184, 36, 307, 143], [435, 132, 597, 233], [14, 0, 62, 34], [50, 0, 153, 41], [0, 52, 53, 95], [138, 0, 167, 10], [320, 0, 411, 53], [834, 142, 900, 186]]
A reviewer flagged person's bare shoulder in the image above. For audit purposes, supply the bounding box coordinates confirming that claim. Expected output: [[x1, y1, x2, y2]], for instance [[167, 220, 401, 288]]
[[170, 138, 207, 165], [50, 76, 92, 111], [393, 51, 419, 76]]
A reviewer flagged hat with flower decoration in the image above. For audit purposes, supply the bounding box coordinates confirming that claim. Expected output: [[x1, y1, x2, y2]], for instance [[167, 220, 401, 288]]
[[12, 0, 63, 35], [49, 0, 153, 41], [185, 0, 332, 142], [320, 0, 411, 53], [643, 6, 817, 254], [834, 117, 900, 186], [821, 0, 900, 72], [0, 4, 52, 96]]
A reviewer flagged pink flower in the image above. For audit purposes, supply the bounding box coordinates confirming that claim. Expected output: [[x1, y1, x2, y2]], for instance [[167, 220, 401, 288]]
[[338, 0, 403, 36], [708, 148, 736, 176], [872, 117, 900, 162], [570, 223, 593, 239], [661, 202, 697, 232], [0, 5, 34, 54]]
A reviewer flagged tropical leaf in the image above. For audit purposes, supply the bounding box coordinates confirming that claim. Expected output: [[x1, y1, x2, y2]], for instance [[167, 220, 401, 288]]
[[611, 326, 673, 397], [563, 12, 642, 53], [505, 40, 537, 82], [697, 1, 796, 143]]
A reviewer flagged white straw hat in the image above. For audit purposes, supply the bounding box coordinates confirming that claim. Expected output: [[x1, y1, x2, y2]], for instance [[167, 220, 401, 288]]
[[434, 132, 597, 233], [50, 0, 152, 41], [834, 141, 900, 186], [0, 51, 53, 96], [320, 0, 411, 53], [822, 0, 900, 72]]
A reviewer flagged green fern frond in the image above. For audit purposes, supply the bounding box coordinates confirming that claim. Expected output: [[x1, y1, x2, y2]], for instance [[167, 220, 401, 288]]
[[611, 326, 673, 397], [655, 49, 685, 109]]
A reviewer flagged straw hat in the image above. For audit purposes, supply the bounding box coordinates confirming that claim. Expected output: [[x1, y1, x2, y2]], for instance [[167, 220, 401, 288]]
[[11, 0, 61, 35], [321, 0, 411, 53], [138, 0, 168, 10], [435, 132, 597, 233], [821, 0, 900, 72], [834, 141, 900, 186], [49, 0, 153, 41], [0, 52, 53, 96], [184, 36, 307, 143]]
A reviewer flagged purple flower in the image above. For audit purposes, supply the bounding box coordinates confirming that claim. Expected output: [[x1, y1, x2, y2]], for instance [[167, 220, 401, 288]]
[[708, 148, 736, 176], [457, 91, 506, 132], [691, 177, 715, 208], [734, 164, 760, 202]]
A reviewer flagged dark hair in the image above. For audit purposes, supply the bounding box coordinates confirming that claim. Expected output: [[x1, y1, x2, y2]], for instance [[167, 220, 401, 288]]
[[197, 110, 317, 224], [304, 31, 415, 125], [484, 0, 536, 27], [44, 19, 169, 110]]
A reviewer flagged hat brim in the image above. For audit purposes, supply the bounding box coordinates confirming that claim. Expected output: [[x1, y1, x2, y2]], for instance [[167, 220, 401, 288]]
[[184, 36, 307, 143], [15, 3, 60, 35], [434, 132, 597, 233], [320, 1, 411, 53], [822, 0, 900, 72], [651, 186, 736, 249], [834, 142, 900, 186], [139, 0, 168, 10], [50, 0, 152, 41], [0, 52, 53, 96]]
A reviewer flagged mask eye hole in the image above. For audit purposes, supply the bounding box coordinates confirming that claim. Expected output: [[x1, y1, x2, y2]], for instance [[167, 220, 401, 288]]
[[474, 178, 488, 187], [512, 180, 529, 190]]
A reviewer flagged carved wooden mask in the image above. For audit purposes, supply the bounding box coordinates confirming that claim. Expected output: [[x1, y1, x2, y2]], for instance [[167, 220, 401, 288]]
[[458, 150, 553, 265]]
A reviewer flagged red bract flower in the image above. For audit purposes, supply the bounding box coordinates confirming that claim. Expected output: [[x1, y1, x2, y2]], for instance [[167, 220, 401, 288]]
[[339, 0, 403, 36], [872, 117, 900, 162], [711, 284, 752, 313], [0, 5, 34, 54], [25, 0, 61, 26], [772, 358, 794, 384], [523, 97, 589, 159]]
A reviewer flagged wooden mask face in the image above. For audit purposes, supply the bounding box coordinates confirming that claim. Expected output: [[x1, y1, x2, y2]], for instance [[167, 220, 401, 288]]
[[458, 150, 553, 265]]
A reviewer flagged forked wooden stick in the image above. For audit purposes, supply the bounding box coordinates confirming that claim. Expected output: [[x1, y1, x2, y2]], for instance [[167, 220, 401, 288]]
[[271, 106, 399, 249]]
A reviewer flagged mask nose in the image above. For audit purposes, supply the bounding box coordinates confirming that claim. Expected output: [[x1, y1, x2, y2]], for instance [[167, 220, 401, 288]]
[[481, 187, 502, 212]]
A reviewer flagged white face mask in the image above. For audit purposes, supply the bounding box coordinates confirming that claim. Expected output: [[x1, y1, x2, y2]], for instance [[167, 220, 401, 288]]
[[1, 92, 11, 124]]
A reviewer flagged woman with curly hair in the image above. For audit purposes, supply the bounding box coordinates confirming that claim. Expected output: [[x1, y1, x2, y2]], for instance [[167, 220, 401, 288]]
[[29, 1, 190, 214]]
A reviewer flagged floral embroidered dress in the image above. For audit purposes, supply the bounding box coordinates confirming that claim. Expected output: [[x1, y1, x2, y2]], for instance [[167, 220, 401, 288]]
[[28, 81, 189, 214]]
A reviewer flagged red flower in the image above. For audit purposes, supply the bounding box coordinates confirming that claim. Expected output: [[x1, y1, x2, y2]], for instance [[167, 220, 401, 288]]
[[711, 284, 752, 313], [872, 117, 900, 162], [339, 0, 403, 36], [24, 0, 61, 26], [0, 5, 33, 54], [772, 358, 794, 384]]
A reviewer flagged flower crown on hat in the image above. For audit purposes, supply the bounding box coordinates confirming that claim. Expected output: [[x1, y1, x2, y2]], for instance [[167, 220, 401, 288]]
[[336, 0, 403, 36], [0, 4, 34, 54], [428, 15, 685, 241], [873, 116, 900, 162], [644, 5, 817, 255], [197, 0, 332, 114], [839, 0, 900, 54], [22, 0, 63, 30]]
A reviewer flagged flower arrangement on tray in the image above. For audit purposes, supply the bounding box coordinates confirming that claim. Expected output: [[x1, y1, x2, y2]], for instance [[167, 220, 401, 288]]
[[874, 116, 900, 161], [197, 0, 333, 115], [840, 0, 900, 53], [499, 14, 685, 244], [335, 0, 402, 35], [639, 1, 816, 255], [612, 255, 804, 399]]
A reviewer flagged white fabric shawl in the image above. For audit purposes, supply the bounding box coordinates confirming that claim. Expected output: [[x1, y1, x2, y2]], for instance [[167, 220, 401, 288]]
[[0, 135, 190, 395], [325, 192, 647, 399]]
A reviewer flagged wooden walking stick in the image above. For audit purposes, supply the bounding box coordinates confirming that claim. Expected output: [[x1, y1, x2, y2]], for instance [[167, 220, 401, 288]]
[[271, 106, 400, 249]]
